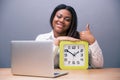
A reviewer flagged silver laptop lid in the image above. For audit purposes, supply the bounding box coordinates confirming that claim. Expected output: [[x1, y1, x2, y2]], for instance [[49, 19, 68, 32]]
[[11, 40, 54, 77]]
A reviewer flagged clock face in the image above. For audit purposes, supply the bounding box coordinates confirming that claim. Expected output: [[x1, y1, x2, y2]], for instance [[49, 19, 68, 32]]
[[64, 44, 85, 66], [59, 41, 88, 70]]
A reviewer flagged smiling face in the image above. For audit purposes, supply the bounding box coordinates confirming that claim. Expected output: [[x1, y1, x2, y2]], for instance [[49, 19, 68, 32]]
[[52, 9, 72, 38]]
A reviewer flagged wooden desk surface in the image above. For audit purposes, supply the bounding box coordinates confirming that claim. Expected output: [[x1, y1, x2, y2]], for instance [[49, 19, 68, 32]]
[[0, 68, 120, 80]]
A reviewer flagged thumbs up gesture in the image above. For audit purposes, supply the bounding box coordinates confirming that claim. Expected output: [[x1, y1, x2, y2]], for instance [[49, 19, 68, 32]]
[[80, 24, 95, 45]]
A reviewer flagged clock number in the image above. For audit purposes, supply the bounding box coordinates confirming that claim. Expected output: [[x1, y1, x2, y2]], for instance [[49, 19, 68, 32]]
[[68, 61, 71, 64], [81, 53, 83, 57], [77, 46, 79, 49], [64, 53, 67, 57], [68, 46, 70, 49], [80, 58, 84, 61], [80, 49, 83, 52], [77, 61, 80, 64], [64, 58, 67, 61], [72, 46, 76, 49], [72, 61, 75, 64], [64, 49, 68, 52]]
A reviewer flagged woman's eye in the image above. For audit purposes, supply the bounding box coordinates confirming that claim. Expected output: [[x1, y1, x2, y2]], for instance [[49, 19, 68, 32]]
[[56, 15, 62, 18], [56, 14, 71, 22], [65, 18, 71, 22]]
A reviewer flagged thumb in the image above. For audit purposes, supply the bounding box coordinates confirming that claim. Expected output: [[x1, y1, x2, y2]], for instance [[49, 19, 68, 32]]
[[86, 24, 90, 31]]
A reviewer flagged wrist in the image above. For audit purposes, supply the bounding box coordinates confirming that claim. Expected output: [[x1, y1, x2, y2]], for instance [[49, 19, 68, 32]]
[[88, 37, 95, 45]]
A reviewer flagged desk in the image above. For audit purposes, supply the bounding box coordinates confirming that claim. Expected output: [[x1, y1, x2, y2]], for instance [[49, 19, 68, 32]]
[[0, 68, 120, 80]]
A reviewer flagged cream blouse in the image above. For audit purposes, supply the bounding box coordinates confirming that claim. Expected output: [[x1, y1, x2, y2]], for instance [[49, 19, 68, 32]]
[[36, 31, 104, 68]]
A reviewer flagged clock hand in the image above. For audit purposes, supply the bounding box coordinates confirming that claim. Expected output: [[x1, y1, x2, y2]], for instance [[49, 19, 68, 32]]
[[66, 49, 75, 56], [74, 51, 79, 56]]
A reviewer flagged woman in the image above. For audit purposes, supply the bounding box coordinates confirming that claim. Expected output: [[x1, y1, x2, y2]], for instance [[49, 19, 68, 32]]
[[36, 4, 104, 68]]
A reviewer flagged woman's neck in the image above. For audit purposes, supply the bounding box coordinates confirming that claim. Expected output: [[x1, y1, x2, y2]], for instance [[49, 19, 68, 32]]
[[54, 31, 66, 38]]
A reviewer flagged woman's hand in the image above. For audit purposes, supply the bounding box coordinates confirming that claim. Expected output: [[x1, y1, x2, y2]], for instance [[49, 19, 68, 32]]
[[54, 36, 80, 46], [79, 24, 95, 45]]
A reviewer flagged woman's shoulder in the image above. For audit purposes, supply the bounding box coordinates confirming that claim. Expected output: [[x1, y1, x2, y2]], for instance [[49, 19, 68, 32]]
[[35, 32, 52, 41], [37, 32, 51, 37]]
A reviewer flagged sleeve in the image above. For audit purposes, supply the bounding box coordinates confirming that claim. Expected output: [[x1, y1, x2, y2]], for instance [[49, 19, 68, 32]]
[[88, 40, 104, 68]]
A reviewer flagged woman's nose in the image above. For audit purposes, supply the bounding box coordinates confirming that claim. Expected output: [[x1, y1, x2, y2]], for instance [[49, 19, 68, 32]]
[[59, 18, 64, 22]]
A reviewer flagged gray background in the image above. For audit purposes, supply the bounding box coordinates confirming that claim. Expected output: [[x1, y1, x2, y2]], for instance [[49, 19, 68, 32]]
[[0, 0, 120, 68]]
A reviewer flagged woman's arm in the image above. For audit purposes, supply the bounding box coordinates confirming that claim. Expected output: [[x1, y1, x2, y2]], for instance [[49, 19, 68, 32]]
[[89, 40, 104, 68], [79, 24, 104, 68]]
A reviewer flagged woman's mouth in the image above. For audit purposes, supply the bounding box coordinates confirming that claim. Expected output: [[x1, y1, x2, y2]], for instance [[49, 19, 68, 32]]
[[56, 22, 64, 29]]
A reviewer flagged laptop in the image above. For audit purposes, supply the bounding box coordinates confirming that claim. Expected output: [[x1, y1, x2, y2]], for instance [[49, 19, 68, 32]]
[[11, 40, 68, 78]]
